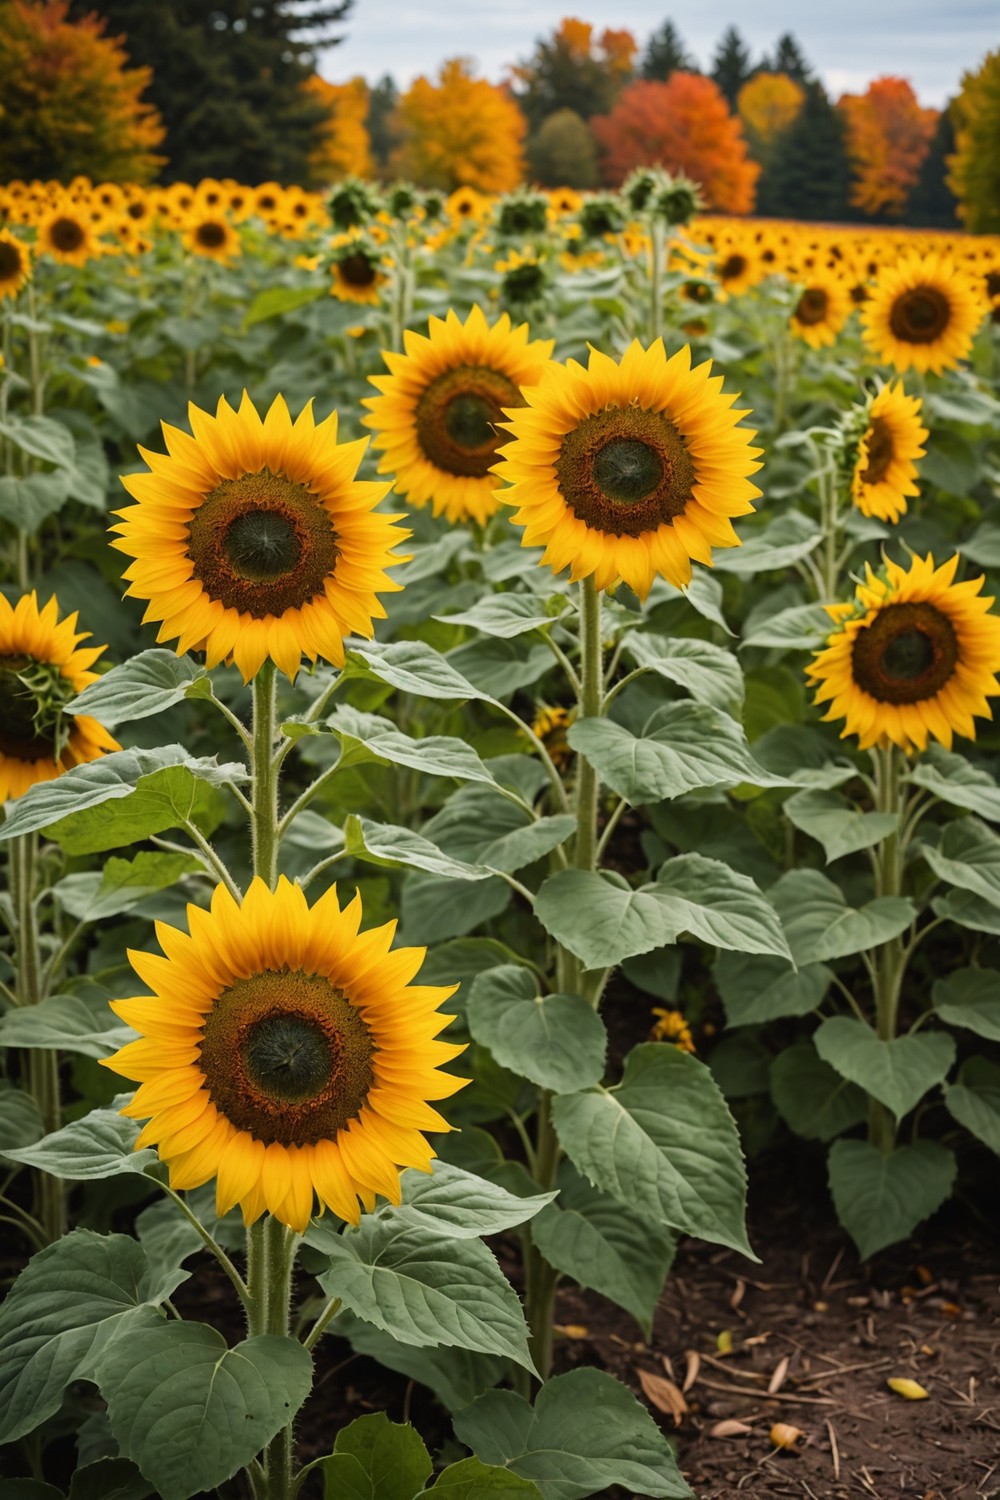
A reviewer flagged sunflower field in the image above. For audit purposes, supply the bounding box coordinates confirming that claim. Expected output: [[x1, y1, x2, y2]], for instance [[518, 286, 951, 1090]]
[[1, 169, 1000, 1500]]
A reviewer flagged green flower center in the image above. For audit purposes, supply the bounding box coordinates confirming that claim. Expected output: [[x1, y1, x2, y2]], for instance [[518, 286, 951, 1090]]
[[0, 654, 75, 763]]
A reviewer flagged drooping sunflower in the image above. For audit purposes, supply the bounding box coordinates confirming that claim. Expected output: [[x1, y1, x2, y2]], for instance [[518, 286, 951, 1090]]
[[494, 339, 762, 598], [861, 253, 986, 375], [111, 392, 409, 682], [103, 877, 466, 1233], [0, 592, 119, 801], [850, 382, 928, 524], [184, 214, 240, 262], [36, 203, 96, 267], [363, 305, 555, 526], [789, 274, 852, 348], [808, 553, 1000, 754], [0, 229, 30, 300]]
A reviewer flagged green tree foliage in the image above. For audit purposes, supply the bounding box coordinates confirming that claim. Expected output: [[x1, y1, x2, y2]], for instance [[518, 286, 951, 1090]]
[[907, 104, 960, 228], [365, 73, 399, 178], [757, 80, 852, 221], [527, 108, 599, 188], [711, 26, 754, 108], [948, 48, 1000, 234], [641, 21, 695, 82], [512, 18, 629, 132], [769, 33, 812, 84], [67, 0, 352, 184]]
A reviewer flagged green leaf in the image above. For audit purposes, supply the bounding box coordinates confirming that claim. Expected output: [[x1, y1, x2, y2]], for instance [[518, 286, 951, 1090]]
[[552, 1044, 752, 1255], [0, 993, 131, 1060], [242, 282, 326, 326], [447, 638, 552, 698], [331, 1311, 506, 1412], [943, 1058, 1000, 1155], [345, 640, 485, 701], [0, 473, 70, 531], [326, 1412, 432, 1500], [906, 746, 1000, 823], [94, 1323, 312, 1500], [0, 1082, 44, 1151], [427, 1458, 544, 1499], [320, 1454, 370, 1500], [466, 966, 607, 1092], [741, 602, 832, 651], [933, 887, 1000, 935], [67, 1458, 154, 1500], [712, 511, 820, 574], [827, 1139, 957, 1259], [567, 702, 786, 806], [920, 817, 1000, 907], [370, 1160, 555, 1240], [621, 635, 744, 712], [770, 1042, 868, 1141], [2, 1104, 156, 1180], [316, 1218, 535, 1371], [423, 788, 575, 874], [529, 1165, 674, 1336], [715, 952, 831, 1028], [0, 1230, 171, 1444], [0, 414, 77, 470], [933, 968, 1000, 1041], [814, 1018, 955, 1123], [67, 651, 208, 730], [453, 1368, 692, 1500], [401, 873, 511, 945], [345, 816, 490, 880], [769, 869, 914, 964], [922, 428, 978, 494], [327, 705, 498, 785], [784, 789, 898, 863], [55, 851, 202, 923], [436, 594, 568, 638], [535, 856, 789, 972], [752, 724, 857, 791]]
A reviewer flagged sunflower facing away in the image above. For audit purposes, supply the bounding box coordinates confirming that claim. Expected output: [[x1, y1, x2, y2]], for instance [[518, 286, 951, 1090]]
[[0, 229, 30, 300], [494, 339, 762, 598], [808, 552, 1000, 754], [103, 877, 466, 1232], [0, 592, 119, 801], [364, 305, 555, 526], [112, 392, 409, 682], [861, 253, 986, 375], [850, 382, 928, 524]]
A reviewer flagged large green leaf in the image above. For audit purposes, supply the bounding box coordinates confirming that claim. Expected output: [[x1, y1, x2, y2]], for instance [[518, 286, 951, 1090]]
[[943, 1058, 1000, 1155], [769, 869, 914, 963], [920, 817, 1000, 907], [933, 968, 1000, 1041], [552, 1044, 752, 1255], [0, 1230, 174, 1444], [436, 594, 568, 638], [54, 851, 202, 923], [0, 993, 131, 1060], [769, 1042, 868, 1141], [2, 1105, 156, 1180], [784, 789, 898, 863], [67, 1457, 154, 1500], [242, 282, 326, 326], [529, 1165, 674, 1336], [906, 747, 1000, 823], [345, 640, 486, 701], [427, 1458, 544, 1499], [0, 413, 77, 469], [423, 787, 575, 874], [466, 966, 607, 1092], [67, 651, 208, 730], [933, 888, 1000, 936], [0, 1083, 44, 1151], [316, 1218, 535, 1371], [447, 638, 552, 698], [345, 816, 490, 880], [814, 1018, 955, 1122], [621, 634, 743, 712], [331, 1311, 506, 1413], [326, 706, 498, 786], [94, 1323, 311, 1500], [452, 1368, 692, 1500], [322, 1412, 432, 1500], [712, 511, 820, 575], [714, 952, 831, 1028], [0, 473, 70, 532], [827, 1139, 956, 1259], [741, 602, 831, 651]]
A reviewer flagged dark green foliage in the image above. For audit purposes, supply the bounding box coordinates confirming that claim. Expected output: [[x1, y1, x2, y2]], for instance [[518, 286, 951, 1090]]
[[641, 21, 696, 82], [527, 109, 599, 188], [711, 26, 754, 107], [513, 30, 620, 131], [768, 33, 813, 84], [67, 0, 352, 184], [757, 81, 853, 221], [366, 74, 400, 176], [907, 103, 961, 228]]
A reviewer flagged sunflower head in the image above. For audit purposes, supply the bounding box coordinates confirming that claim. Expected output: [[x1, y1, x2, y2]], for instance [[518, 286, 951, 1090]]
[[530, 704, 574, 768], [861, 253, 987, 374], [846, 381, 928, 524], [112, 392, 409, 683], [494, 339, 762, 599], [36, 204, 95, 267], [0, 229, 30, 300], [185, 214, 240, 261], [329, 237, 385, 305], [103, 877, 466, 1233], [790, 275, 852, 348], [807, 553, 1000, 754]]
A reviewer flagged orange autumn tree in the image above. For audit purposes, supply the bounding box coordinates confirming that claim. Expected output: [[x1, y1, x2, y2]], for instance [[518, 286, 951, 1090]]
[[391, 57, 526, 192], [738, 70, 804, 161], [306, 74, 372, 183], [0, 0, 164, 182], [592, 72, 760, 212], [839, 76, 937, 218]]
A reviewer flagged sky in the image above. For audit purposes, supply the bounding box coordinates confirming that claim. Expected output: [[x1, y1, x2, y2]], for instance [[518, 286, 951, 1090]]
[[317, 0, 997, 107]]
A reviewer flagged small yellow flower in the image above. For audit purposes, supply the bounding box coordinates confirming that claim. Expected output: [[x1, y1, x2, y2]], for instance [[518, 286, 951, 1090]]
[[651, 1008, 696, 1053]]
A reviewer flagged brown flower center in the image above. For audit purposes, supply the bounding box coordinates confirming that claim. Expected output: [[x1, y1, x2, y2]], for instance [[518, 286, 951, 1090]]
[[795, 288, 829, 327], [719, 253, 747, 282], [889, 286, 951, 344], [186, 468, 338, 618], [49, 217, 85, 253], [556, 405, 696, 538], [339, 253, 377, 288], [416, 364, 521, 478], [195, 221, 227, 249], [199, 970, 375, 1145], [851, 601, 958, 705], [858, 416, 894, 486], [0, 239, 23, 281]]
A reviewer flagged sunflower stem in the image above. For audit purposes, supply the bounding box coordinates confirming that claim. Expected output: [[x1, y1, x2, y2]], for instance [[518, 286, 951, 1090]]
[[251, 660, 280, 888], [648, 215, 665, 345], [246, 1215, 299, 1500], [868, 744, 907, 1153]]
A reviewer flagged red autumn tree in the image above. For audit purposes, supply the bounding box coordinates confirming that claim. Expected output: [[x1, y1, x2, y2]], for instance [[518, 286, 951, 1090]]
[[839, 76, 937, 218], [0, 0, 164, 183], [592, 72, 760, 212]]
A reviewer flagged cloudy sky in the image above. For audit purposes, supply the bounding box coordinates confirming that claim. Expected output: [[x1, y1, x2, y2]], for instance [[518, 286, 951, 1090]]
[[318, 1, 996, 107]]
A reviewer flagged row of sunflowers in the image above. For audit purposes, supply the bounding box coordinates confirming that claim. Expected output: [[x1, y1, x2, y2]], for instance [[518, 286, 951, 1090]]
[[1, 168, 999, 1499]]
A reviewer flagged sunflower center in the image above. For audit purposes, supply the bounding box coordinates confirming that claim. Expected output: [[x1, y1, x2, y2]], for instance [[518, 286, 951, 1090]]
[[199, 970, 375, 1145], [858, 416, 894, 485], [889, 286, 950, 344], [195, 221, 227, 249], [340, 253, 376, 287], [987, 272, 1000, 300], [187, 468, 338, 619], [795, 288, 829, 326], [556, 405, 696, 538], [851, 601, 959, 705], [0, 653, 73, 762], [50, 217, 84, 252], [0, 240, 22, 279], [416, 364, 521, 478], [720, 254, 746, 281]]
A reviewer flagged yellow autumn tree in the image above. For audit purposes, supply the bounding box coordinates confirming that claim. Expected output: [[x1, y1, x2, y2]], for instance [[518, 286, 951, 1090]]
[[391, 57, 526, 192], [948, 49, 1000, 233], [306, 74, 372, 183], [738, 71, 804, 158]]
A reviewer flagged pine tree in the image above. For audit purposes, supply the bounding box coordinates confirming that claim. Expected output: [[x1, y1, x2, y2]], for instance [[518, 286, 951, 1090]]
[[948, 49, 1000, 234], [711, 26, 753, 108], [67, 0, 352, 184], [771, 33, 812, 84], [528, 109, 599, 187], [512, 19, 628, 130], [641, 21, 695, 82], [758, 81, 852, 221], [366, 74, 399, 176], [906, 103, 960, 227]]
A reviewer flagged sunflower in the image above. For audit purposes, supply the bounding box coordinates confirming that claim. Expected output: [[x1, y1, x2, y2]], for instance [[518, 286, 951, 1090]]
[[329, 242, 386, 306], [789, 274, 852, 348], [363, 305, 555, 527], [715, 242, 763, 298], [102, 877, 466, 1233], [808, 553, 1000, 754], [494, 339, 762, 598], [36, 203, 96, 267], [0, 592, 119, 802], [861, 253, 986, 375], [850, 382, 928, 524], [0, 229, 30, 300], [184, 214, 241, 262], [111, 392, 409, 683]]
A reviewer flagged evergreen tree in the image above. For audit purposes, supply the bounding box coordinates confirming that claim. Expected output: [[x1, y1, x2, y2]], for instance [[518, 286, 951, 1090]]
[[758, 81, 852, 221], [770, 33, 812, 84], [513, 20, 622, 131], [641, 21, 695, 82], [711, 26, 753, 107], [366, 74, 399, 176], [907, 102, 960, 227], [527, 109, 599, 187], [68, 0, 352, 184]]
